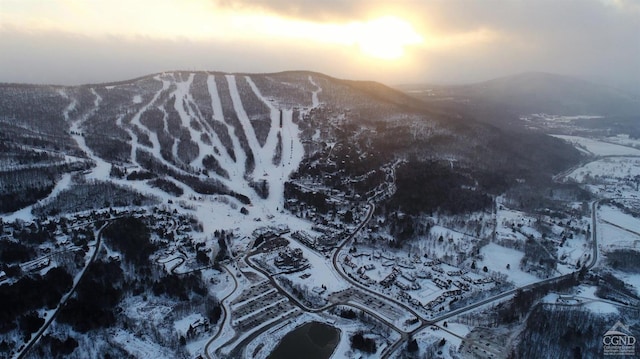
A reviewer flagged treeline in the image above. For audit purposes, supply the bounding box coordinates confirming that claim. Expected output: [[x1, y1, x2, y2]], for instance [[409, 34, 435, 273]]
[[148, 178, 184, 197], [33, 180, 158, 216], [0, 240, 35, 264], [215, 75, 255, 175], [0, 161, 91, 213], [0, 267, 72, 333], [606, 249, 640, 273], [103, 217, 156, 269], [136, 149, 250, 204], [0, 85, 69, 138], [284, 182, 329, 213], [202, 154, 230, 179], [386, 160, 493, 215], [595, 272, 640, 304], [350, 332, 377, 353], [496, 274, 582, 324], [249, 72, 314, 108], [58, 260, 123, 332], [236, 76, 272, 146], [513, 306, 621, 359]]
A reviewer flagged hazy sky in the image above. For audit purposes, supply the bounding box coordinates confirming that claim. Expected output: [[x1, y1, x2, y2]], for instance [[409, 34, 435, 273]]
[[1, 0, 639, 90]]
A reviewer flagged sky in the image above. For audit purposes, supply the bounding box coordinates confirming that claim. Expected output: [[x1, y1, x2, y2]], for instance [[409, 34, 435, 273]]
[[0, 0, 639, 90]]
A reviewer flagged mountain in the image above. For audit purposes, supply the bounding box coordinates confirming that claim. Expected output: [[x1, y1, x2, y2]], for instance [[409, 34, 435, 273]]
[[0, 70, 582, 217], [0, 70, 596, 358], [399, 72, 640, 126]]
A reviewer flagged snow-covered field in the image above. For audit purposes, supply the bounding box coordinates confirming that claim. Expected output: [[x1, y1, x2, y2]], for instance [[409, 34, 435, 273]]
[[478, 243, 539, 286], [111, 329, 175, 358], [552, 135, 640, 156], [567, 157, 640, 183], [596, 205, 640, 254]]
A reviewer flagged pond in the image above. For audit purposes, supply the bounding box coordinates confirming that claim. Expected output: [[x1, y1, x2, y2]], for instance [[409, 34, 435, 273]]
[[267, 321, 340, 359]]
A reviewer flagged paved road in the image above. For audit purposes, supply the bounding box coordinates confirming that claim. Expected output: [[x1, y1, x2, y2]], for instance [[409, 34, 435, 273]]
[[205, 188, 609, 358], [382, 198, 604, 358], [204, 264, 239, 359], [16, 222, 108, 359], [587, 200, 599, 270]]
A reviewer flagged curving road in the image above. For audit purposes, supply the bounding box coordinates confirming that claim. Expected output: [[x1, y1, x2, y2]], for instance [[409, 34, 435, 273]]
[[381, 197, 603, 358], [16, 222, 109, 359], [203, 175, 607, 358], [204, 264, 238, 359]]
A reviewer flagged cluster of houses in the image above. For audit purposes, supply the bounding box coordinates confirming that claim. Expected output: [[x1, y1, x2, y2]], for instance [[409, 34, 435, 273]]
[[341, 248, 502, 314], [252, 225, 291, 252], [274, 247, 309, 271], [291, 230, 316, 247], [343, 256, 377, 285]]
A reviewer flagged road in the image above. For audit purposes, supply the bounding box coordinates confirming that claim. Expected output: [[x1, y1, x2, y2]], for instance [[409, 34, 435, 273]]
[[16, 222, 108, 359], [587, 200, 599, 270], [381, 197, 604, 358], [205, 169, 608, 358], [203, 264, 238, 359]]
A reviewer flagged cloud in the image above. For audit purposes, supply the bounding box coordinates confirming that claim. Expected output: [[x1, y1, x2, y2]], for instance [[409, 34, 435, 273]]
[[215, 0, 369, 21], [0, 26, 418, 86], [0, 0, 638, 90]]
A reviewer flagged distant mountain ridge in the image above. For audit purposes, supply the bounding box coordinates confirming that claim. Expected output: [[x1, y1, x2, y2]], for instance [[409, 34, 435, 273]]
[[399, 72, 640, 117]]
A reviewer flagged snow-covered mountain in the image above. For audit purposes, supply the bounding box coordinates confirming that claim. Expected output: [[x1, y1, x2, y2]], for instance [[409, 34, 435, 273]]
[[0, 70, 582, 217], [3, 71, 639, 359]]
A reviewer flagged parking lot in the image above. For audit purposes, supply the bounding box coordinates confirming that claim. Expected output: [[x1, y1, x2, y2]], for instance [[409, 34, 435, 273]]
[[329, 287, 409, 322], [230, 281, 299, 334]]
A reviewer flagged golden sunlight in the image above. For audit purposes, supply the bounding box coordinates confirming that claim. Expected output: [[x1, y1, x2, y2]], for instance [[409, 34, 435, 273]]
[[1, 1, 424, 61], [233, 15, 424, 61], [350, 17, 424, 60]]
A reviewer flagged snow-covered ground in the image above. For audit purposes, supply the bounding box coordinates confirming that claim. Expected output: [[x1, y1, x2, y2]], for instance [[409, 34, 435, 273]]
[[10, 75, 640, 359], [567, 157, 640, 183], [283, 235, 351, 293], [111, 329, 175, 358], [599, 205, 640, 233], [604, 134, 640, 149], [576, 286, 619, 314], [597, 205, 640, 252], [478, 243, 539, 286], [552, 135, 640, 156]]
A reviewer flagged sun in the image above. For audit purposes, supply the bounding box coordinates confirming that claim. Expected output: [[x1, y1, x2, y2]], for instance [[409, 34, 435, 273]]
[[351, 16, 424, 60]]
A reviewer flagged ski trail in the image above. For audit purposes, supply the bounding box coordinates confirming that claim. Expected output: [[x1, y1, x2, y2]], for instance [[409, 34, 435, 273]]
[[123, 75, 197, 178], [69, 88, 111, 180], [244, 76, 279, 154], [207, 74, 249, 195], [3, 173, 73, 222], [243, 76, 305, 212], [168, 73, 246, 194], [59, 89, 77, 123], [174, 73, 209, 167], [226, 75, 264, 175], [4, 90, 84, 220], [127, 75, 170, 164], [171, 73, 202, 166], [309, 75, 322, 108]]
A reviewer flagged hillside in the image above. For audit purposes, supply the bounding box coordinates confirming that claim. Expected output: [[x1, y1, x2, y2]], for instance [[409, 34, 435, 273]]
[[399, 72, 640, 129], [4, 70, 630, 359], [0, 70, 582, 216]]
